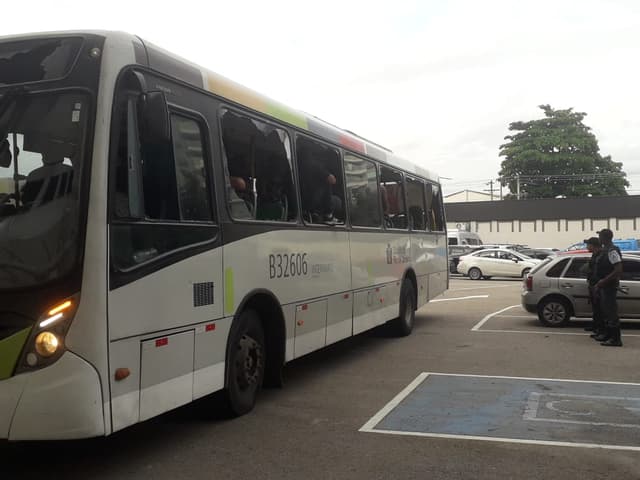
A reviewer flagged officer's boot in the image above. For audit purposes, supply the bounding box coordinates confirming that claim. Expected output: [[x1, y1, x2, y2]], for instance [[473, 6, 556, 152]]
[[601, 328, 622, 347], [593, 327, 610, 342]]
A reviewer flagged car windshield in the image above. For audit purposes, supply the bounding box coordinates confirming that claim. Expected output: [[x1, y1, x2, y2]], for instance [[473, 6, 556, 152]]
[[0, 91, 89, 290]]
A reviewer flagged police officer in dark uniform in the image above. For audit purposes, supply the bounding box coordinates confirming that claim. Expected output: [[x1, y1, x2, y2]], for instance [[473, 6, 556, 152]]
[[593, 229, 623, 347], [583, 237, 604, 337]]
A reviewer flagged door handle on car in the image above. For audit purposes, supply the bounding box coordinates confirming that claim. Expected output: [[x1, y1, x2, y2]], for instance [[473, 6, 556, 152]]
[[618, 286, 629, 295], [561, 283, 574, 289]]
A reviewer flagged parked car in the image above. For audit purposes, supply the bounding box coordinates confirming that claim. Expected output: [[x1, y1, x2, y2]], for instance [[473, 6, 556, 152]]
[[457, 248, 541, 280], [518, 248, 557, 260], [447, 229, 483, 247], [448, 244, 527, 274], [521, 252, 640, 327], [448, 245, 476, 273]]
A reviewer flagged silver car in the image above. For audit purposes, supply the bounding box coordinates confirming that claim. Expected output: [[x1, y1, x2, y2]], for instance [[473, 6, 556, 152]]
[[521, 253, 640, 326]]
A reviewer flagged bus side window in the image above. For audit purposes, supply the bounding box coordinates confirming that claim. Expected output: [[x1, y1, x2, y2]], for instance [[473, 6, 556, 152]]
[[406, 176, 427, 231], [425, 182, 445, 231], [379, 166, 407, 229], [220, 110, 297, 222], [296, 135, 345, 225], [110, 94, 216, 272], [344, 154, 381, 228]]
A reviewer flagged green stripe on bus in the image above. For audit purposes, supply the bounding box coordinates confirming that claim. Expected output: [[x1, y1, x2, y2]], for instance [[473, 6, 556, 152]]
[[266, 104, 309, 130], [225, 267, 235, 314], [0, 327, 31, 380]]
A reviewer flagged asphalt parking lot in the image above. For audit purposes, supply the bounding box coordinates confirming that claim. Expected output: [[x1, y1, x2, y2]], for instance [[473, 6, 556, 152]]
[[3, 277, 640, 479]]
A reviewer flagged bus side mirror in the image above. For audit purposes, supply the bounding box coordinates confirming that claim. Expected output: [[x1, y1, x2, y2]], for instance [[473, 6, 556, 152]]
[[139, 91, 171, 146], [0, 139, 11, 168]]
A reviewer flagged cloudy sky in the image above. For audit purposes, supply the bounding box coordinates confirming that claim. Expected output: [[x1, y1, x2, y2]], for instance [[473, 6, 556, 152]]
[[5, 0, 640, 194]]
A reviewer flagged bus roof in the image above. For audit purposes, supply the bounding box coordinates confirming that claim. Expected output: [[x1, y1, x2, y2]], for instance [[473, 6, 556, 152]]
[[1, 30, 439, 183]]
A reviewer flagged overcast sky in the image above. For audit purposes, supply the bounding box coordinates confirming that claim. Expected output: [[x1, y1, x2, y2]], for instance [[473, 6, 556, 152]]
[[5, 0, 640, 195]]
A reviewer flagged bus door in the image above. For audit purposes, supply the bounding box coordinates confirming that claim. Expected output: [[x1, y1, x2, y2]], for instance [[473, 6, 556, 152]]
[[106, 71, 224, 431]]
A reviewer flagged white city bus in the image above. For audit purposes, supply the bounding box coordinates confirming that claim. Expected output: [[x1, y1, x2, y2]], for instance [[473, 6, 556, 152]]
[[0, 31, 448, 440]]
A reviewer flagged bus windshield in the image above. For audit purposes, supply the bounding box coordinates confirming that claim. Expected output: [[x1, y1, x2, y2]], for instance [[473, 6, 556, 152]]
[[0, 91, 89, 290]]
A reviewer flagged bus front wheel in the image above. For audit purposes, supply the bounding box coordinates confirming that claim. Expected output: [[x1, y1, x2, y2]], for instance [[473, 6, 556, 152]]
[[225, 309, 265, 416]]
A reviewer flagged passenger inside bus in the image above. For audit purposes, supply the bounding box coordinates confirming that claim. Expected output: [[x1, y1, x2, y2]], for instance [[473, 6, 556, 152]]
[[296, 137, 345, 225], [221, 110, 297, 222]]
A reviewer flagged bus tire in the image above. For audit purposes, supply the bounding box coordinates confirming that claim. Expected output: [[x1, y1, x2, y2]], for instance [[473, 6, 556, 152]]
[[225, 309, 265, 416], [390, 279, 416, 337]]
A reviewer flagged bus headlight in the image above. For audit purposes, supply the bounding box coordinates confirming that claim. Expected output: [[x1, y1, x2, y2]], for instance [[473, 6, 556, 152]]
[[15, 294, 80, 374], [35, 332, 60, 357]]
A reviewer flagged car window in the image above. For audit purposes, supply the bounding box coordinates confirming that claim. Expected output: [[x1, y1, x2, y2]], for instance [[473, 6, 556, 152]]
[[621, 259, 640, 281], [529, 256, 551, 274], [497, 251, 515, 260], [563, 258, 589, 279], [476, 250, 496, 258], [545, 258, 569, 277]]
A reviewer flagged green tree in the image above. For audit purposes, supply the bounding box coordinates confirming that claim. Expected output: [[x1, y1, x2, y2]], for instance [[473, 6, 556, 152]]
[[499, 105, 628, 198]]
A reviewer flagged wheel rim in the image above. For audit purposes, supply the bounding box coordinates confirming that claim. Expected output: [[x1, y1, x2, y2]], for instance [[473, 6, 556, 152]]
[[235, 333, 264, 391], [542, 302, 566, 325], [469, 268, 481, 280]]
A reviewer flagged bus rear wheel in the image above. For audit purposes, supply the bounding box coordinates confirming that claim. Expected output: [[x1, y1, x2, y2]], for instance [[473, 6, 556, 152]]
[[225, 309, 265, 416], [390, 279, 415, 337]]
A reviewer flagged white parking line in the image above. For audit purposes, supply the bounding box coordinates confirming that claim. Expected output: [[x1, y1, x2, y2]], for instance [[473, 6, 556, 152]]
[[432, 295, 489, 302], [471, 305, 519, 331], [472, 306, 640, 337], [359, 372, 429, 432], [449, 284, 521, 292]]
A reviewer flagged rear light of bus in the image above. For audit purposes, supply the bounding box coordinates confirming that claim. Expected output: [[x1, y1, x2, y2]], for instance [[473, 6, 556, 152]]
[[15, 294, 80, 374]]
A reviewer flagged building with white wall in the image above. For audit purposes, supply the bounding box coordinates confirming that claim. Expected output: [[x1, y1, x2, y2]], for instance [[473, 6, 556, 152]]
[[444, 189, 493, 203], [445, 195, 640, 250]]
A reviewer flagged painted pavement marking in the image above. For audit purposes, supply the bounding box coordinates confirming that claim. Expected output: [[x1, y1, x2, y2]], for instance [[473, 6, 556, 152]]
[[360, 373, 640, 451]]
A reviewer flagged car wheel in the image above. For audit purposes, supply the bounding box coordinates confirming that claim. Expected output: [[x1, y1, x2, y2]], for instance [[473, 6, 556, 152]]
[[521, 268, 531, 278], [468, 267, 482, 280], [537, 297, 571, 327]]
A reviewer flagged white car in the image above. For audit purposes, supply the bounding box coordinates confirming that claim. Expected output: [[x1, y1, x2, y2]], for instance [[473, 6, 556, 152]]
[[457, 248, 541, 280]]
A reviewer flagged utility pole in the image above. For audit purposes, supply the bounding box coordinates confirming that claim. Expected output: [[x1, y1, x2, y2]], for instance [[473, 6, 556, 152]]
[[485, 180, 495, 200]]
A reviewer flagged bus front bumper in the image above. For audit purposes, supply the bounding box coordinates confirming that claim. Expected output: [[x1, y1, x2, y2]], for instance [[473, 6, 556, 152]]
[[0, 351, 105, 440]]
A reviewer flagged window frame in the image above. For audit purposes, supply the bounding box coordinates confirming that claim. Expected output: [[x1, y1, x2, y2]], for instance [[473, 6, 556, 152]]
[[621, 258, 640, 282], [218, 105, 299, 225], [425, 181, 446, 232], [405, 175, 428, 232], [343, 152, 383, 230], [294, 132, 347, 228], [107, 72, 220, 286], [562, 257, 590, 279], [379, 164, 408, 231], [169, 111, 217, 224]]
